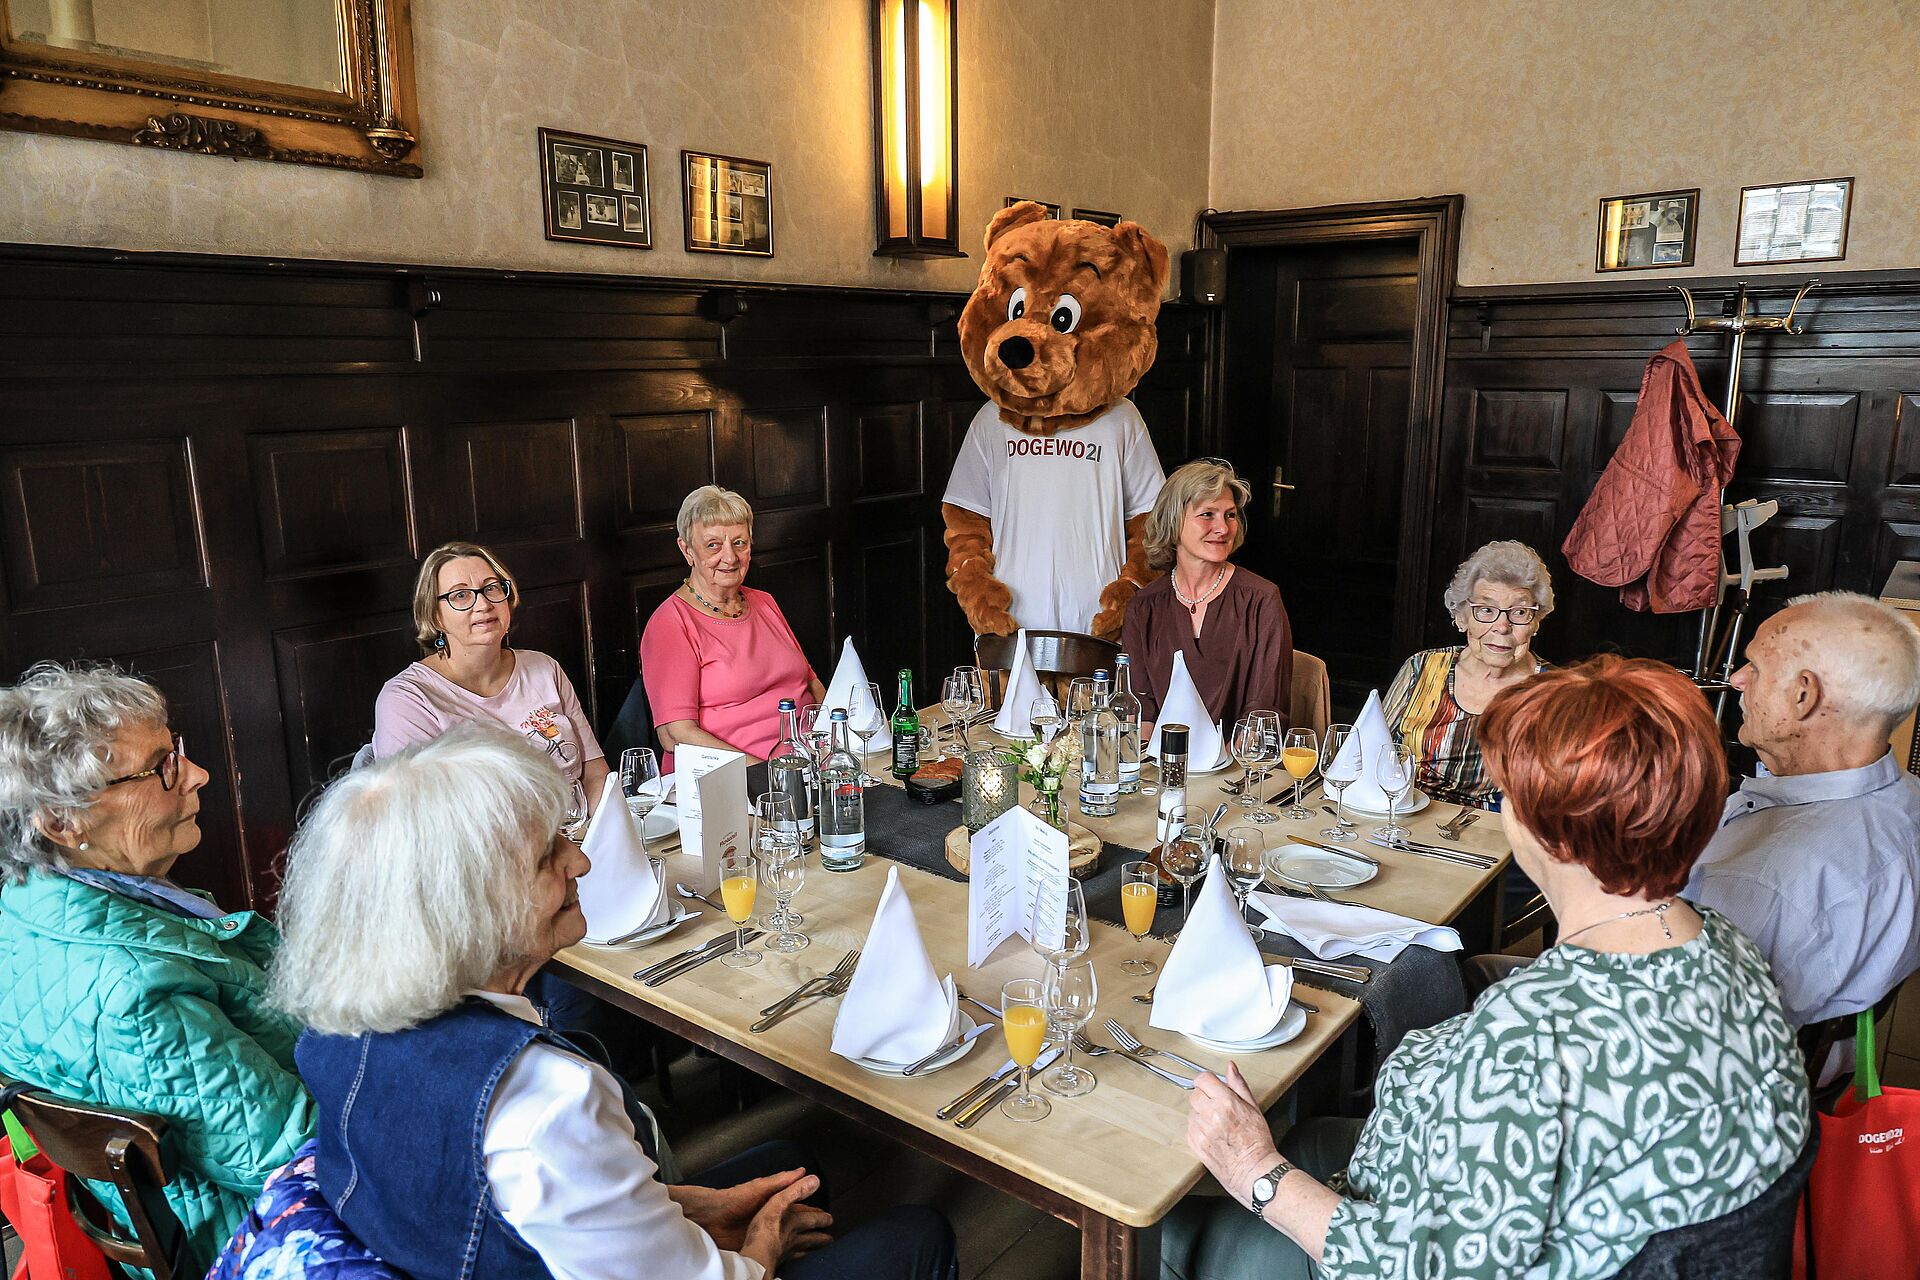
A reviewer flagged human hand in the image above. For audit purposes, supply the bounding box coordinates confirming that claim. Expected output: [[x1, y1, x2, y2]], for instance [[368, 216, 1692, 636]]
[[670, 1169, 814, 1252], [1186, 1063, 1280, 1207], [740, 1173, 834, 1271]]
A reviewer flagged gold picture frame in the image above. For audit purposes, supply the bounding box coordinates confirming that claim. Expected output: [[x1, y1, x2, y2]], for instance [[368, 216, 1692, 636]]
[[1596, 187, 1699, 272], [683, 150, 773, 257]]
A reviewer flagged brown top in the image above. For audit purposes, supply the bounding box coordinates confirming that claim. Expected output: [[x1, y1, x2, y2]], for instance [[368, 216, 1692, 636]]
[[1121, 566, 1294, 729]]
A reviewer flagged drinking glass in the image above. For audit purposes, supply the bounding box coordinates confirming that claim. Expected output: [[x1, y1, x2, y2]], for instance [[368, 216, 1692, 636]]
[[1222, 825, 1267, 919], [1161, 805, 1209, 934], [851, 681, 886, 786], [941, 674, 970, 758], [999, 978, 1052, 1122], [1281, 728, 1319, 821], [1319, 724, 1359, 842], [753, 793, 806, 952], [718, 845, 761, 968], [1066, 678, 1098, 729], [561, 780, 591, 842], [1028, 693, 1062, 745], [799, 702, 832, 765], [1029, 874, 1089, 973], [620, 747, 662, 853], [1041, 959, 1099, 1098], [1249, 709, 1284, 822], [1230, 718, 1264, 810], [1119, 859, 1160, 976], [1374, 744, 1417, 843]]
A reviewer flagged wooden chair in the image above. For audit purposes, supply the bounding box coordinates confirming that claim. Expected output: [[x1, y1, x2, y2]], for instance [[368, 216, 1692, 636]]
[[1290, 650, 1331, 735], [974, 631, 1120, 707], [0, 1073, 199, 1280]]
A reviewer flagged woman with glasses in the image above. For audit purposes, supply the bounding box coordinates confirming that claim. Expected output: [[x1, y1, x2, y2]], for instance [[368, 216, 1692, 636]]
[[1382, 540, 1554, 809], [0, 662, 315, 1266], [374, 541, 610, 805]]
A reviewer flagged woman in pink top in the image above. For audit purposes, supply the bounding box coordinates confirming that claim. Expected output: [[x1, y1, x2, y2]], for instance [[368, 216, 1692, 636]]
[[641, 486, 824, 768], [373, 542, 610, 808]]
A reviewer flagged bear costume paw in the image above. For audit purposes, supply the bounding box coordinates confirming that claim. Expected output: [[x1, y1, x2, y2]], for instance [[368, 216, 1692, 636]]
[[942, 503, 1018, 637]]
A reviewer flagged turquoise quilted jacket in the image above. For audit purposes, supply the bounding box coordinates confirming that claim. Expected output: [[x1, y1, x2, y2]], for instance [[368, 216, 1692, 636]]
[[0, 871, 316, 1266]]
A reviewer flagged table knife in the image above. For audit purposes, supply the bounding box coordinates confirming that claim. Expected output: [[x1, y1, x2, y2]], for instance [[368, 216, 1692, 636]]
[[643, 930, 762, 987], [1285, 834, 1382, 869], [903, 1022, 996, 1077], [633, 931, 736, 982], [954, 1047, 1062, 1128], [1366, 836, 1495, 869], [936, 1058, 1020, 1120]]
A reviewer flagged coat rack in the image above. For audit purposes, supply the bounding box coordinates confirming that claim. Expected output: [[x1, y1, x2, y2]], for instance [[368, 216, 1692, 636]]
[[1670, 278, 1819, 717]]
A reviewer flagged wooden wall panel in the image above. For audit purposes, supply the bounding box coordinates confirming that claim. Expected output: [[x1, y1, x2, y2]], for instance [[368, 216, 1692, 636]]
[[250, 428, 414, 579]]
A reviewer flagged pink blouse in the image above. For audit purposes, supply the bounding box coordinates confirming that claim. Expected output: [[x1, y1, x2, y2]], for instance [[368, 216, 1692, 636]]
[[639, 589, 817, 768], [372, 649, 604, 785]]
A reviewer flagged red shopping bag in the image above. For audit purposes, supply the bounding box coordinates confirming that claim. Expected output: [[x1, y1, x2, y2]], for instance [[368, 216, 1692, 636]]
[[1797, 1009, 1920, 1278], [0, 1133, 114, 1280]]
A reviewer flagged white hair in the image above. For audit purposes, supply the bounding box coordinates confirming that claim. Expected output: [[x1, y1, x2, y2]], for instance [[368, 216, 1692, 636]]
[[1443, 541, 1556, 620], [675, 485, 754, 544], [1782, 591, 1920, 730], [270, 723, 566, 1035], [0, 662, 168, 885]]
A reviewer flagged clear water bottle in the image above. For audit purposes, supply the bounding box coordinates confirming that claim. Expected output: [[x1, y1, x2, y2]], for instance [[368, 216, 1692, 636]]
[[1112, 655, 1144, 795], [1078, 670, 1120, 817], [818, 709, 866, 870], [769, 698, 816, 845]]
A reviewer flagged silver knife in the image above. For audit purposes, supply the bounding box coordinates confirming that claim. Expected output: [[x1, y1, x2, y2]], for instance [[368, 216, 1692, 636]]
[[643, 930, 763, 987], [633, 930, 737, 981], [903, 1022, 996, 1077], [954, 1047, 1062, 1127], [1366, 836, 1495, 869], [937, 1057, 1020, 1120], [1285, 834, 1382, 869]]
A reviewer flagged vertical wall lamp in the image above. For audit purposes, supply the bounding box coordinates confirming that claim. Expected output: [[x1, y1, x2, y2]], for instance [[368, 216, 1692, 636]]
[[871, 0, 963, 258]]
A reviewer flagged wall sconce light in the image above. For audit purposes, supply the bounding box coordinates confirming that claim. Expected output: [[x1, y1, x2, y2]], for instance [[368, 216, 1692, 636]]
[[871, 0, 963, 259]]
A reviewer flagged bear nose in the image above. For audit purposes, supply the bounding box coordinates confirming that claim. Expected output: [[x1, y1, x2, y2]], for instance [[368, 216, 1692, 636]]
[[997, 335, 1035, 370]]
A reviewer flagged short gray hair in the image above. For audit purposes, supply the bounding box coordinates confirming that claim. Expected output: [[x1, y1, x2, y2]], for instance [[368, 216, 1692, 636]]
[[675, 485, 755, 544], [270, 723, 566, 1035], [1143, 461, 1253, 572], [1443, 541, 1556, 621], [0, 662, 167, 885], [1781, 591, 1920, 730]]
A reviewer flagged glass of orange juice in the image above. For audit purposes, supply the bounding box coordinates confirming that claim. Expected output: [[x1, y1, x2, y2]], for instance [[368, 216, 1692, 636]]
[[999, 977, 1051, 1122], [1282, 728, 1319, 821], [1119, 860, 1159, 976], [718, 846, 762, 969]]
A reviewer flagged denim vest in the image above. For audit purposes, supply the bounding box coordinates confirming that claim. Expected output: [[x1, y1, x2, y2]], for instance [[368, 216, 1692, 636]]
[[298, 998, 661, 1280]]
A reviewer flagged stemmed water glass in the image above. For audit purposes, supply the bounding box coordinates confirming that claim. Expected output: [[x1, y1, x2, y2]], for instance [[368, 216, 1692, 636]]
[[561, 780, 591, 842], [620, 748, 662, 860], [1119, 860, 1160, 975], [1160, 805, 1210, 934], [718, 844, 761, 968], [1066, 678, 1098, 730], [753, 793, 807, 953], [1230, 718, 1276, 822], [1029, 874, 1089, 975], [1222, 825, 1267, 921], [1040, 959, 1099, 1098], [1029, 693, 1062, 745], [1249, 709, 1283, 821], [999, 978, 1051, 1123], [1281, 728, 1319, 820], [941, 674, 970, 758], [850, 681, 886, 787], [1319, 724, 1359, 842], [1374, 744, 1417, 844]]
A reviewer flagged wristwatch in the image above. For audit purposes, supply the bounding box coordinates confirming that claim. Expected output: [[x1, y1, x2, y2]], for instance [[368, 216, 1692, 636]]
[[1248, 1159, 1295, 1216]]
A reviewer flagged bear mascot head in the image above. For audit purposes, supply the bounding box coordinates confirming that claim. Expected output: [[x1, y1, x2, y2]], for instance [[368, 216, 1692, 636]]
[[941, 202, 1171, 640]]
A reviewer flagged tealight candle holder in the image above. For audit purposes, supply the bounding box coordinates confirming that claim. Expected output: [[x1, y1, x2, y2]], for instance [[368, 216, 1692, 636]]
[[962, 749, 1017, 832]]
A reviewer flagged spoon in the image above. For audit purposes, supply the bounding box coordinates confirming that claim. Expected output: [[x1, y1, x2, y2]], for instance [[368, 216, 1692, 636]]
[[674, 883, 721, 912]]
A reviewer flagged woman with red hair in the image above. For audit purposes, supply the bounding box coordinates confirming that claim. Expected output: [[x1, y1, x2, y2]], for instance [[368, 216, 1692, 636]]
[[1165, 657, 1811, 1280]]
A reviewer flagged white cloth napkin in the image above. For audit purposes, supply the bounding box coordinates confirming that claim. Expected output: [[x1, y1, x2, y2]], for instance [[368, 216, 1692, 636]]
[[1249, 892, 1461, 963], [831, 866, 961, 1063], [1329, 689, 1399, 811], [992, 629, 1050, 738], [1145, 651, 1228, 770], [1149, 856, 1292, 1042], [812, 637, 892, 751], [577, 774, 672, 943]]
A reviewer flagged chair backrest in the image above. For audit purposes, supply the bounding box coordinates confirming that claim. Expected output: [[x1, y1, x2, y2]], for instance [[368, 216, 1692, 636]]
[[1612, 1127, 1819, 1279], [975, 631, 1121, 706], [0, 1073, 193, 1280], [600, 675, 656, 761], [1290, 650, 1331, 735]]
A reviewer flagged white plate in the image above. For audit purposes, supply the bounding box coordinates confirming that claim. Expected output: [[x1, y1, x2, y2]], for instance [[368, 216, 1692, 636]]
[[852, 1015, 982, 1077], [585, 900, 695, 949], [1182, 1002, 1309, 1054], [1328, 787, 1431, 818], [642, 803, 680, 843], [1268, 846, 1380, 890]]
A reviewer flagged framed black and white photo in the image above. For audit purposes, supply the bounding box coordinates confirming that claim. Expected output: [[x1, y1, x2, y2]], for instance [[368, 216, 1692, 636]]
[[539, 127, 651, 250], [682, 150, 773, 256], [1072, 208, 1121, 227], [1006, 196, 1062, 219], [1736, 178, 1852, 266], [1596, 188, 1698, 272]]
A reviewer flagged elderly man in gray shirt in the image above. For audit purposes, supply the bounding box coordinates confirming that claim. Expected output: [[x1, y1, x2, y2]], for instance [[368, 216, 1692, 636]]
[[1685, 590, 1920, 1027]]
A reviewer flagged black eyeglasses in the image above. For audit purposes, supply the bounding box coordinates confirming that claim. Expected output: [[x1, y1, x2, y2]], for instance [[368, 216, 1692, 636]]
[[1467, 604, 1541, 626], [107, 734, 185, 791], [438, 580, 513, 611]]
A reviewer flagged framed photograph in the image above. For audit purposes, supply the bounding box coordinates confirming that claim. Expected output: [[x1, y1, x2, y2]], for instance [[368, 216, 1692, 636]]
[[539, 127, 651, 250], [1736, 177, 1852, 266], [1006, 196, 1063, 219], [1596, 187, 1698, 272], [683, 150, 773, 256], [1072, 208, 1122, 227]]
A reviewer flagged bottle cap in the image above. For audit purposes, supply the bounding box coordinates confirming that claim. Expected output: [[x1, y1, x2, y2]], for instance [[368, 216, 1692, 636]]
[[1094, 669, 1110, 681], [779, 698, 796, 711], [831, 708, 848, 721], [1162, 724, 1189, 754]]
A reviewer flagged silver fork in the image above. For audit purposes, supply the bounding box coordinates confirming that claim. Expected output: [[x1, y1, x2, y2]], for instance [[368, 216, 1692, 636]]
[[1305, 882, 1367, 910], [1436, 807, 1478, 841], [1103, 1018, 1208, 1075], [1069, 1032, 1194, 1090], [750, 950, 860, 1032]]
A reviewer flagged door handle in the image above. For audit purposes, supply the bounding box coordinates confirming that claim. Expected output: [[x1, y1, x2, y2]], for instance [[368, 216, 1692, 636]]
[[1271, 465, 1295, 517]]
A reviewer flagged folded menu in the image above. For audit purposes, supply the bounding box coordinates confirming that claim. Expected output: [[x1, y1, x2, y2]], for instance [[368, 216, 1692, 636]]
[[831, 866, 962, 1064], [1145, 651, 1228, 770], [1149, 855, 1292, 1042], [1249, 892, 1461, 963], [576, 773, 672, 943], [992, 629, 1049, 738], [813, 636, 892, 750]]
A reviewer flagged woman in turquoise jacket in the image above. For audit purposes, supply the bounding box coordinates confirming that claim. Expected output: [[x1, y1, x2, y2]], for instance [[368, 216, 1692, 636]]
[[0, 662, 314, 1268]]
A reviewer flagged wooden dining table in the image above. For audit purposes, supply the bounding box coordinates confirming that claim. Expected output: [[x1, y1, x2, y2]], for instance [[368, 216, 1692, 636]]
[[551, 712, 1515, 1280]]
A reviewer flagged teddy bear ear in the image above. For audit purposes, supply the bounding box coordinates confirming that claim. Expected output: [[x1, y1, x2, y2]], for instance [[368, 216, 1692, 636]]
[[985, 200, 1052, 252], [1109, 221, 1172, 302]]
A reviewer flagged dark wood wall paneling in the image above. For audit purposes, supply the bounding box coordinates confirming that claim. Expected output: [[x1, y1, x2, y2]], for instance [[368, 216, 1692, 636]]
[[1432, 273, 1920, 668], [0, 247, 1210, 907]]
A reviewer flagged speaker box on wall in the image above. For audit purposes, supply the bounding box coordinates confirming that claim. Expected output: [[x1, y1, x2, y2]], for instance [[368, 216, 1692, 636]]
[[1180, 248, 1226, 305]]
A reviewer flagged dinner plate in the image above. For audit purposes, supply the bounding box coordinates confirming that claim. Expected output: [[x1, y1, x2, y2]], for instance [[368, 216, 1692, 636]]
[[851, 1014, 982, 1077], [642, 803, 679, 843], [1182, 1002, 1309, 1054], [1330, 787, 1431, 818], [1268, 846, 1380, 890], [584, 900, 695, 949]]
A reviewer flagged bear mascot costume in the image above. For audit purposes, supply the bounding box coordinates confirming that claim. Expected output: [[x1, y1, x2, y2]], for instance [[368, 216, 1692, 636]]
[[941, 201, 1170, 640]]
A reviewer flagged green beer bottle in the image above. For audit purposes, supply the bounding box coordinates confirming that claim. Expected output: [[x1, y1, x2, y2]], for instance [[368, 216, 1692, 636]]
[[890, 669, 921, 778]]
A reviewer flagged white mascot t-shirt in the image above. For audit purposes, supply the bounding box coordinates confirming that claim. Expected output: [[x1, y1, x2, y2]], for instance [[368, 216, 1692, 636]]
[[943, 398, 1165, 634]]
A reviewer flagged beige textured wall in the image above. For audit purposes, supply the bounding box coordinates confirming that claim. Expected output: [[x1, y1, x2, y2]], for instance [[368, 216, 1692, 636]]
[[0, 0, 1213, 292], [1209, 0, 1920, 285]]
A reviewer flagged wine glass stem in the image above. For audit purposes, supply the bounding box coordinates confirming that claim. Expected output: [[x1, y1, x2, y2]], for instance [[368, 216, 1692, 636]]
[[734, 921, 746, 952], [1019, 1063, 1031, 1100], [1181, 881, 1192, 926], [1292, 778, 1304, 810], [1061, 1036, 1074, 1075]]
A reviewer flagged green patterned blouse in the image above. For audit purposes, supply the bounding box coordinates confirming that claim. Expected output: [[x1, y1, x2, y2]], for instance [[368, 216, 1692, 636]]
[[1322, 906, 1810, 1279]]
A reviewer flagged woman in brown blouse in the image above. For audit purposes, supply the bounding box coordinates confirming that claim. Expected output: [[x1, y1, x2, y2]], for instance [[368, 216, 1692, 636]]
[[1122, 460, 1293, 735]]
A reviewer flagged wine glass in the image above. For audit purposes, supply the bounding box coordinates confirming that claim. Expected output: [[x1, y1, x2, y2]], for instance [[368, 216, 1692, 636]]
[[1119, 859, 1160, 976], [1222, 825, 1267, 920], [851, 681, 885, 787], [941, 674, 970, 758], [1281, 728, 1319, 820], [1161, 806, 1209, 934], [1319, 724, 1359, 842], [1249, 709, 1284, 822], [1040, 959, 1099, 1098], [1029, 874, 1089, 973], [620, 746, 661, 846], [561, 779, 591, 842], [999, 977, 1052, 1123], [1374, 744, 1417, 844], [1029, 693, 1061, 745], [753, 792, 806, 952], [718, 845, 761, 968], [1066, 678, 1098, 729], [1230, 717, 1264, 810], [958, 665, 987, 734]]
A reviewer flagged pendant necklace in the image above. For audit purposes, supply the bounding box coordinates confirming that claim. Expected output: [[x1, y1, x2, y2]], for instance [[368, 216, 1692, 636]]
[[685, 578, 745, 618], [1172, 565, 1227, 615], [1557, 899, 1676, 948]]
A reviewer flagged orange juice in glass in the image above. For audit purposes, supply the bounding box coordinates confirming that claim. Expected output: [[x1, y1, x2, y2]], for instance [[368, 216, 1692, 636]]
[[1000, 977, 1051, 1122], [1119, 860, 1159, 976], [1282, 728, 1320, 821], [719, 847, 762, 968]]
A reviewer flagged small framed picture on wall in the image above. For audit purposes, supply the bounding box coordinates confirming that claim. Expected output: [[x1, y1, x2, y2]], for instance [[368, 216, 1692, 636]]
[[1736, 177, 1852, 266], [683, 151, 773, 256], [1072, 208, 1122, 227], [539, 127, 651, 250], [1005, 197, 1062, 219], [1596, 187, 1698, 272]]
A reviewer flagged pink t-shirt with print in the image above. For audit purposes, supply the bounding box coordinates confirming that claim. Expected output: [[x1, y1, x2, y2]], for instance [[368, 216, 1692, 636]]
[[640, 588, 817, 769], [372, 649, 604, 785]]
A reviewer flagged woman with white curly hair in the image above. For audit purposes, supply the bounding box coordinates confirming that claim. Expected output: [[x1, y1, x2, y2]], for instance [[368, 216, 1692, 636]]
[[1381, 540, 1554, 809]]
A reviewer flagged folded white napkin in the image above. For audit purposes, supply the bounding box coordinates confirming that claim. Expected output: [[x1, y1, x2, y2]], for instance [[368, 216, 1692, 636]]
[[992, 629, 1050, 738], [1150, 856, 1292, 1042], [577, 774, 672, 943], [1145, 650, 1228, 770], [1249, 892, 1461, 963], [812, 637, 892, 751], [831, 866, 961, 1063], [1329, 689, 1398, 811]]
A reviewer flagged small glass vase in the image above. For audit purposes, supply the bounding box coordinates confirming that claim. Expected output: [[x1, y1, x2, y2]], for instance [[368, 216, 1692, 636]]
[[1029, 779, 1068, 833]]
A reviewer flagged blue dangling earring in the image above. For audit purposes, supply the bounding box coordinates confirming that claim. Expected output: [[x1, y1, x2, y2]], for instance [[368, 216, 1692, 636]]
[[434, 632, 447, 650]]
